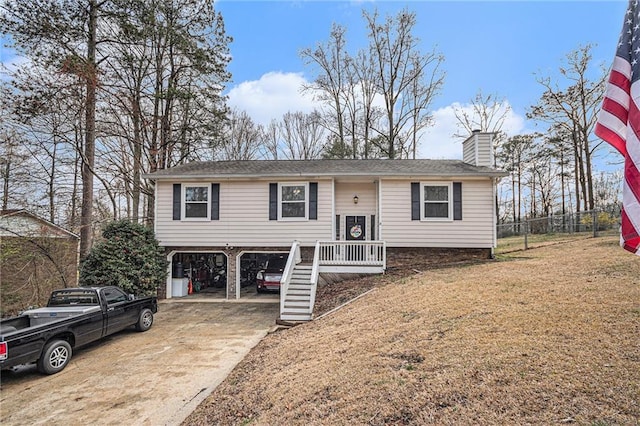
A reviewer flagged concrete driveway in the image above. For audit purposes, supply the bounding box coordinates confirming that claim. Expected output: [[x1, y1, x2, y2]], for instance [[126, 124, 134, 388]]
[[0, 300, 280, 426]]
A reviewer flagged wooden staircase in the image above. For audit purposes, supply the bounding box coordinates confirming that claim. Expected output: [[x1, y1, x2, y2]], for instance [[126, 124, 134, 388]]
[[279, 264, 313, 322]]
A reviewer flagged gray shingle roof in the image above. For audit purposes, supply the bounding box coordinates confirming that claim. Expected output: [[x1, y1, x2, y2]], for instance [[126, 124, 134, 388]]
[[144, 159, 506, 180]]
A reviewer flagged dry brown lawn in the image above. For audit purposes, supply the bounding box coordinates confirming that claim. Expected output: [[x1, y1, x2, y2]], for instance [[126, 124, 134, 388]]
[[184, 236, 639, 425]]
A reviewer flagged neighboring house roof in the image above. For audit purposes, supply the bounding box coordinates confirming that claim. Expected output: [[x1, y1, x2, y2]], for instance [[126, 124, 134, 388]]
[[144, 159, 506, 180], [0, 209, 80, 239]]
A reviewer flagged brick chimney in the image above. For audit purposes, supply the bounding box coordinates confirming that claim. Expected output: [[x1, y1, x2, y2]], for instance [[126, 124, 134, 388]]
[[462, 130, 494, 167]]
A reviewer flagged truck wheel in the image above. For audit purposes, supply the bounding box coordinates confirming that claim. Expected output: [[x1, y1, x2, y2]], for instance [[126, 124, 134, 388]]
[[37, 340, 72, 375], [136, 308, 154, 332]]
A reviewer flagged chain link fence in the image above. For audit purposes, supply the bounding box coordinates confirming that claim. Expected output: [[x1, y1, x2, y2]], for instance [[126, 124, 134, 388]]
[[496, 210, 621, 254]]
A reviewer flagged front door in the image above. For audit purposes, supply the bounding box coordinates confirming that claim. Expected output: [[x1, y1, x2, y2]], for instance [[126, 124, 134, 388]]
[[345, 216, 366, 240]]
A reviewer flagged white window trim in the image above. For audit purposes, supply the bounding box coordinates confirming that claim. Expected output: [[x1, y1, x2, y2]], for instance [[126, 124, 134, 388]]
[[421, 181, 453, 222], [278, 182, 308, 221], [182, 183, 210, 221]]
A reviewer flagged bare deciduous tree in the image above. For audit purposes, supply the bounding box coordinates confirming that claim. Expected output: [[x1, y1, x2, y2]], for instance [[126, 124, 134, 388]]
[[300, 23, 348, 152], [364, 8, 444, 159], [528, 44, 607, 212], [279, 111, 326, 160], [217, 109, 262, 160]]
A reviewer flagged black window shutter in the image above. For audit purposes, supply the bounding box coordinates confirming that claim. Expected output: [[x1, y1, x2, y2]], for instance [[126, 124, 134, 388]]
[[269, 183, 278, 220], [371, 215, 376, 240], [335, 215, 340, 240], [211, 183, 220, 220], [173, 184, 181, 220], [309, 182, 318, 220], [411, 182, 420, 220], [453, 182, 462, 220]]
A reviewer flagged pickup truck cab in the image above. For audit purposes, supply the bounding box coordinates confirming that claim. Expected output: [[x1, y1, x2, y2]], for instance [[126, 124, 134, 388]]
[[0, 286, 157, 375]]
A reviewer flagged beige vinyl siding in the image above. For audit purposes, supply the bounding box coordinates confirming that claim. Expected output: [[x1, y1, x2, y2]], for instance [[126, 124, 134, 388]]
[[335, 182, 376, 214], [462, 133, 493, 167], [380, 179, 495, 248], [155, 180, 333, 247], [476, 133, 493, 167], [462, 137, 476, 165], [334, 182, 377, 240]]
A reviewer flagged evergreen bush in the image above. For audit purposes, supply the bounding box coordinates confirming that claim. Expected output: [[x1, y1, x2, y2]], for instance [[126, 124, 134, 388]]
[[79, 220, 166, 295]]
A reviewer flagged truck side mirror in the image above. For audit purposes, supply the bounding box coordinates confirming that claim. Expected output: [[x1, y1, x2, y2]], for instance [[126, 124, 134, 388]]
[[128, 294, 135, 301]]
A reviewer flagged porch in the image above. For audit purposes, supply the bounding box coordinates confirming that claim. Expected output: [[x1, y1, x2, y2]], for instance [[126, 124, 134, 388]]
[[279, 240, 386, 322]]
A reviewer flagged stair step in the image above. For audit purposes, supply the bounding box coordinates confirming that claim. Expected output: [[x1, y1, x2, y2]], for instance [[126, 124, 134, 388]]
[[280, 313, 312, 321], [288, 293, 311, 299], [278, 257, 317, 323], [284, 300, 310, 307], [281, 307, 310, 314], [285, 294, 310, 301], [289, 283, 311, 289], [291, 272, 311, 281]]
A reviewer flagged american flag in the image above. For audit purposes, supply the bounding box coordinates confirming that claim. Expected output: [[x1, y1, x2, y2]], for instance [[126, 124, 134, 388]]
[[596, 0, 640, 255]]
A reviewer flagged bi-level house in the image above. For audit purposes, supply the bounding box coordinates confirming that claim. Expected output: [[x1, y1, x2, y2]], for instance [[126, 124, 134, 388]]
[[144, 131, 506, 321]]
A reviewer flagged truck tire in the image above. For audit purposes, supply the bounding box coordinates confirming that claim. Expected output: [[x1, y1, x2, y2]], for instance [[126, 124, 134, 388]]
[[37, 339, 72, 375], [136, 308, 154, 332]]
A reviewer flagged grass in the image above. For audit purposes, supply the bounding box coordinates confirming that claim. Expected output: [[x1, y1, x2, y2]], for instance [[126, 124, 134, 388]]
[[183, 236, 639, 426], [495, 229, 619, 254]]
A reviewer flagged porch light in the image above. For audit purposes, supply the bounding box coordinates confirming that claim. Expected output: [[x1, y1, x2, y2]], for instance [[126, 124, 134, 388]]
[[353, 195, 359, 204]]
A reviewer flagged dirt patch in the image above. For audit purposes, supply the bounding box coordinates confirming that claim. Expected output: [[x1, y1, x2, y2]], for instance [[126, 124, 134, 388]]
[[184, 236, 640, 425]]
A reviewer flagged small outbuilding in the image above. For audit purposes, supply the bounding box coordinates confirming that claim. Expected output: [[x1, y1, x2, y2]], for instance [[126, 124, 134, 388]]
[[0, 210, 79, 316]]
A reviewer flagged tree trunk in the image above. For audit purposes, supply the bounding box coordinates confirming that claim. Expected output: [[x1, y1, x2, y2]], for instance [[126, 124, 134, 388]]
[[572, 131, 581, 214], [132, 93, 142, 222], [49, 140, 57, 223], [79, 0, 98, 260], [2, 146, 10, 211], [582, 130, 595, 210]]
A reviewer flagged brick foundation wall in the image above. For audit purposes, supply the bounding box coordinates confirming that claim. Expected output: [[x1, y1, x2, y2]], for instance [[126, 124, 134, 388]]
[[386, 247, 492, 270]]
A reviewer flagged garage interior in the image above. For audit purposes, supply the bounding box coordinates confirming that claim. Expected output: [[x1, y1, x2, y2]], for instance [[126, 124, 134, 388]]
[[171, 252, 228, 298], [170, 251, 286, 300]]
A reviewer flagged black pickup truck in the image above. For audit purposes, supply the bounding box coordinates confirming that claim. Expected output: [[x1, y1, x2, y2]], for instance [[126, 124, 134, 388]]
[[0, 286, 157, 375]]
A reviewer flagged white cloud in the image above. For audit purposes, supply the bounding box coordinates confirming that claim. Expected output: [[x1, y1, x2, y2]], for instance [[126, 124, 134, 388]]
[[226, 71, 318, 126], [418, 101, 527, 159], [227, 72, 529, 160]]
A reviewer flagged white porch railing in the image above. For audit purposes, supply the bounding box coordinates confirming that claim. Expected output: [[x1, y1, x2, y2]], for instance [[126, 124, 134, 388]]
[[280, 240, 386, 322], [280, 240, 302, 315], [317, 240, 386, 270], [308, 241, 321, 313]]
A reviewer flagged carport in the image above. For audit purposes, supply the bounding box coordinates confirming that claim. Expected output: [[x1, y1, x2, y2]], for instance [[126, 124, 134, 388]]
[[167, 251, 228, 298], [166, 250, 286, 302], [236, 251, 288, 299]]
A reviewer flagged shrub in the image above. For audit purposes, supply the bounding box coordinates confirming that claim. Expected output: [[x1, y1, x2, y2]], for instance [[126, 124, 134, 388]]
[[79, 220, 166, 295], [580, 211, 619, 231]]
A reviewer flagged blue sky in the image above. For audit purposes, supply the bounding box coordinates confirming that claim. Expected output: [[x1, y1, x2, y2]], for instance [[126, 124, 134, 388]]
[[217, 0, 627, 164], [0, 0, 629, 164]]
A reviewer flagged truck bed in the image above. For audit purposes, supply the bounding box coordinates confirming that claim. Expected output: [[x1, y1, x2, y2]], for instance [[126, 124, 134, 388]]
[[22, 306, 102, 326]]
